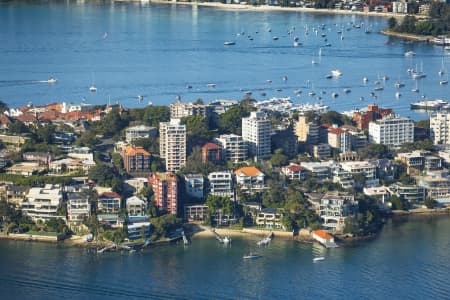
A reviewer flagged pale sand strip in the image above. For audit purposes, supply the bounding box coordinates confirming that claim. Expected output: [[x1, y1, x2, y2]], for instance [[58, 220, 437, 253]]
[[115, 0, 410, 19]]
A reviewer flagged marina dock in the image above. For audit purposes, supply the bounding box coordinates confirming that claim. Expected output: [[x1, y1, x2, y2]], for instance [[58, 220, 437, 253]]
[[257, 231, 274, 247]]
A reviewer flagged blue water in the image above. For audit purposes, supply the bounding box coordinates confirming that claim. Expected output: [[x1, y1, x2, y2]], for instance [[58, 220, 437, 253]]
[[0, 215, 449, 299], [1, 1, 449, 120]]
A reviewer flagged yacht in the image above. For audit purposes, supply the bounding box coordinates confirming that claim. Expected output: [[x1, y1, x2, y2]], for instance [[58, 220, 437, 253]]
[[394, 81, 405, 88], [410, 99, 448, 110], [224, 41, 236, 46], [440, 79, 448, 85], [331, 70, 342, 77], [404, 51, 416, 57], [222, 236, 232, 244], [89, 86, 97, 93], [47, 77, 57, 84]]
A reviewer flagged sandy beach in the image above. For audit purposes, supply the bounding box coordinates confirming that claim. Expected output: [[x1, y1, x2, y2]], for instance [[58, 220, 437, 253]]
[[121, 0, 411, 19]]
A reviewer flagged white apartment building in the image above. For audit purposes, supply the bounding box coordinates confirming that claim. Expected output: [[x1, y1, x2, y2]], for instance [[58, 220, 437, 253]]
[[208, 171, 234, 201], [21, 184, 63, 221], [67, 146, 94, 161], [368, 115, 414, 146], [184, 174, 204, 199], [215, 134, 248, 162], [319, 192, 358, 231], [242, 111, 271, 160], [430, 112, 450, 145], [67, 192, 91, 222], [340, 161, 378, 187], [169, 102, 211, 119], [125, 125, 157, 143], [160, 119, 186, 172]]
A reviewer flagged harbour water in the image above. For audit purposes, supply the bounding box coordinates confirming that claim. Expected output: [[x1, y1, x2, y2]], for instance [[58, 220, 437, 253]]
[[1, 1, 450, 120], [0, 215, 449, 299]]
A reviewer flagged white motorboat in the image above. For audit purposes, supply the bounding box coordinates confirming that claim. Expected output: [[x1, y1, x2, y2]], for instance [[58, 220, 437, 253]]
[[331, 92, 338, 98], [440, 79, 448, 85], [207, 83, 216, 88], [313, 257, 325, 262], [224, 41, 236, 46], [47, 77, 57, 84], [395, 92, 401, 98], [89, 86, 97, 92], [331, 69, 342, 77], [243, 253, 262, 259], [222, 236, 232, 244], [394, 81, 405, 88], [404, 51, 415, 57], [343, 88, 351, 94]]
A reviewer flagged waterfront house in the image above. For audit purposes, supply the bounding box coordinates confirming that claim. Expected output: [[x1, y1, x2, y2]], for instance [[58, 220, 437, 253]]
[[184, 204, 209, 222], [363, 186, 390, 208], [98, 192, 121, 214], [7, 185, 29, 206], [21, 184, 63, 221], [127, 222, 151, 241], [255, 208, 283, 230], [97, 214, 124, 228], [319, 192, 358, 232], [67, 192, 91, 223], [388, 183, 425, 204], [312, 229, 336, 247]]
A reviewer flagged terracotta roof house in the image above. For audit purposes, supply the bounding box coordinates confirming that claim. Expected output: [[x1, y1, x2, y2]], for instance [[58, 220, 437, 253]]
[[234, 166, 265, 191], [201, 142, 221, 163]]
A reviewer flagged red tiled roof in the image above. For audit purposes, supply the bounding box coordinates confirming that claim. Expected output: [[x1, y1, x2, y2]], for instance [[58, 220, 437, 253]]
[[286, 164, 303, 172], [14, 113, 37, 123], [124, 146, 151, 156], [0, 114, 12, 125], [328, 128, 345, 135], [99, 192, 121, 199], [202, 142, 220, 150], [235, 166, 263, 177], [313, 229, 333, 240]]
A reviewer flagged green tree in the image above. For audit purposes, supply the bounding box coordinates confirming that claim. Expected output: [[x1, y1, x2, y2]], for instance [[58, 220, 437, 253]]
[[388, 17, 397, 29], [270, 148, 289, 167], [358, 144, 389, 159], [88, 164, 116, 187], [143, 106, 170, 128], [219, 106, 251, 135]]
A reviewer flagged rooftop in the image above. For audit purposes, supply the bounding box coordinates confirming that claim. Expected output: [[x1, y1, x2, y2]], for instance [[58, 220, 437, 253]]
[[235, 166, 263, 177], [313, 229, 333, 240]]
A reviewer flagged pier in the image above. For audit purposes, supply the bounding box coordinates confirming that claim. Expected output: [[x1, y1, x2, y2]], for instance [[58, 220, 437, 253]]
[[212, 229, 231, 244], [257, 231, 274, 247]]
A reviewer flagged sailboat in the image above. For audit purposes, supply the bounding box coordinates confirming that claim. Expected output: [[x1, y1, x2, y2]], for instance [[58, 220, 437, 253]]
[[440, 74, 448, 85], [439, 57, 445, 76], [89, 73, 97, 93], [411, 81, 419, 93]]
